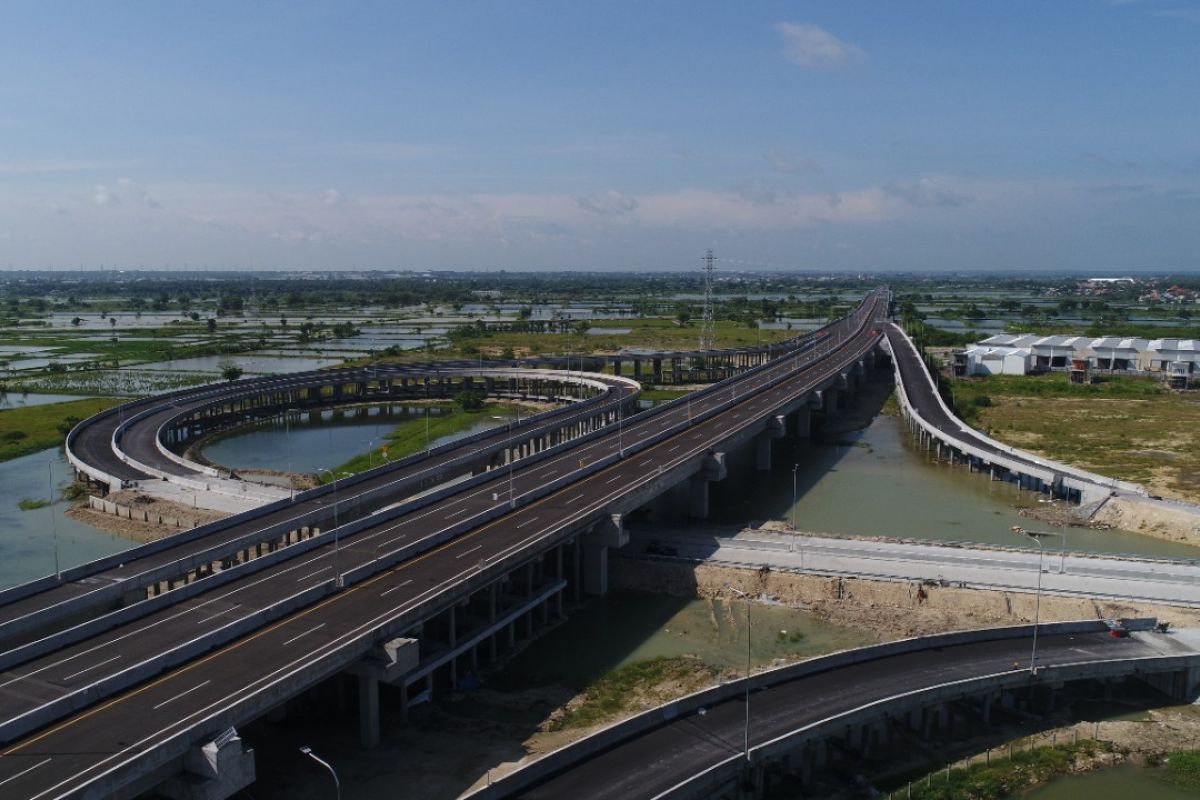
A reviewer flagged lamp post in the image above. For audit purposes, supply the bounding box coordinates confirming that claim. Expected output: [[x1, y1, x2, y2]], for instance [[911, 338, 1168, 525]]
[[318, 468, 350, 588], [725, 584, 752, 764], [299, 746, 341, 800], [790, 463, 799, 556], [48, 462, 60, 580], [1020, 529, 1045, 674], [284, 408, 298, 500]]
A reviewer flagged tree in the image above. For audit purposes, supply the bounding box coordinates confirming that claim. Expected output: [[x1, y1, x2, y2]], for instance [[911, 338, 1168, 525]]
[[675, 304, 692, 325], [220, 361, 244, 381], [70, 317, 82, 327], [206, 318, 217, 334], [455, 389, 485, 411]]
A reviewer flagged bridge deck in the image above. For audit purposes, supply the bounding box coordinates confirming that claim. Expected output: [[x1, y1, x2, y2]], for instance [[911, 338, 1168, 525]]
[[515, 632, 1159, 800]]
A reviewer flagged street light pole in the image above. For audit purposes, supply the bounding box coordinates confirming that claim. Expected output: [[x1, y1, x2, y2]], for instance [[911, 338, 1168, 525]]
[[48, 462, 60, 580], [726, 584, 752, 764], [319, 468, 346, 588], [299, 746, 341, 800], [791, 463, 799, 556]]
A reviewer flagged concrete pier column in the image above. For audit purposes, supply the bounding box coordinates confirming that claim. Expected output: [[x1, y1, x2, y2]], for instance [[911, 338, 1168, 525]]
[[793, 406, 812, 439], [358, 674, 380, 749], [755, 437, 772, 471], [688, 476, 710, 519], [582, 542, 609, 595]]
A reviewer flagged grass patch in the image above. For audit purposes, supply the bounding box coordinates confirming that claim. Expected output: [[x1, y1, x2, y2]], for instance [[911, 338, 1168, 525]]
[[950, 371, 1166, 403], [943, 371, 1200, 502], [18, 498, 50, 510], [549, 656, 718, 731], [320, 402, 513, 480], [1161, 750, 1200, 791], [0, 397, 125, 462], [899, 741, 1120, 800], [639, 387, 691, 403]]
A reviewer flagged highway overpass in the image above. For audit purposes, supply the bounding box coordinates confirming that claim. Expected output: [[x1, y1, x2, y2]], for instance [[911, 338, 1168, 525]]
[[0, 291, 889, 798], [467, 621, 1200, 800]]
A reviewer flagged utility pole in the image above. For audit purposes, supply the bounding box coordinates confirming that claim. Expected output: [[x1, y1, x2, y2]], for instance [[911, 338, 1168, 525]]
[[700, 249, 717, 352]]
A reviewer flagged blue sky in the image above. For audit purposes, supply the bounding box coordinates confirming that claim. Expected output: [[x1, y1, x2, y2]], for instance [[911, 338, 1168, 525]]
[[1, 1, 1198, 271]]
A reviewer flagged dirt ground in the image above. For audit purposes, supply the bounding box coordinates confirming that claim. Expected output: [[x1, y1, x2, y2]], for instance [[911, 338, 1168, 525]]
[[66, 489, 230, 542]]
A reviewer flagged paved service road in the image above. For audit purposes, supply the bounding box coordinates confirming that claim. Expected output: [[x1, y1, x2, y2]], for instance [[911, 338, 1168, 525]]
[[631, 528, 1200, 607]]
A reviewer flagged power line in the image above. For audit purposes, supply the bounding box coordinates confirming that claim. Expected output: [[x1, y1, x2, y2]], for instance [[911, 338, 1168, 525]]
[[700, 248, 717, 351]]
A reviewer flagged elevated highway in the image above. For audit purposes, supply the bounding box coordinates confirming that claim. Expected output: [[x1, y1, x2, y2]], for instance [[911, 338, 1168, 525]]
[[885, 322, 1142, 505], [470, 622, 1200, 800], [626, 526, 1200, 607], [0, 292, 889, 798], [1, 368, 638, 650]]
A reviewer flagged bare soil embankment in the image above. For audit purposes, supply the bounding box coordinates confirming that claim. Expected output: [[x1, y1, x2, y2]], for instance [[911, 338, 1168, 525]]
[[66, 490, 229, 542], [610, 559, 1200, 639]]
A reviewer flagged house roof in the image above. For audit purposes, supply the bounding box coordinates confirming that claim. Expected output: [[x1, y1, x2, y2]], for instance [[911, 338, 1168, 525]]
[[1090, 337, 1149, 351], [1149, 339, 1199, 353]]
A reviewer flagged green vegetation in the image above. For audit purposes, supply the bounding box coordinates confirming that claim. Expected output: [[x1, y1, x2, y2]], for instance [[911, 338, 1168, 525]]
[[454, 388, 486, 411], [638, 387, 690, 403], [18, 498, 50, 510], [548, 656, 717, 731], [0, 397, 125, 462], [945, 371, 1200, 502], [898, 741, 1121, 800], [320, 401, 513, 480], [1160, 750, 1200, 791]]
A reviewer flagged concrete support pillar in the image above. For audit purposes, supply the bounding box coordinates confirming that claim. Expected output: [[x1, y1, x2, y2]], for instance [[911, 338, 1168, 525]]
[[689, 476, 710, 519], [755, 436, 772, 471], [358, 674, 380, 749], [793, 407, 811, 439], [582, 543, 609, 596]]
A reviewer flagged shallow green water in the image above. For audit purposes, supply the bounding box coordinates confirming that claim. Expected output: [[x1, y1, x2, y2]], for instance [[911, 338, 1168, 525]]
[[708, 413, 1200, 560], [0, 448, 129, 589], [1019, 763, 1197, 799], [492, 592, 875, 689]]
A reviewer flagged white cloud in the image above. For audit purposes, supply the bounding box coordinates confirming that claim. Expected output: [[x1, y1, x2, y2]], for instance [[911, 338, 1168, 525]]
[[775, 22, 864, 69], [321, 188, 344, 206], [0, 160, 128, 175], [883, 177, 973, 208], [763, 149, 824, 174], [575, 190, 639, 217], [92, 184, 117, 206]]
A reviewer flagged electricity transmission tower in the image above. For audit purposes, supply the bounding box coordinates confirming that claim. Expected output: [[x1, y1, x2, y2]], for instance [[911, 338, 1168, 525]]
[[700, 249, 717, 351]]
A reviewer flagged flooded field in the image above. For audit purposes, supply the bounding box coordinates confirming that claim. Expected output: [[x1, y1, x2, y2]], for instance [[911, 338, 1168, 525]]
[[199, 404, 500, 475], [0, 448, 129, 589]]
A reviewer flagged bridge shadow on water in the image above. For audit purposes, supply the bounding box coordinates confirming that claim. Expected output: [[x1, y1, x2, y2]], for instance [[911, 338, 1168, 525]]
[[637, 368, 897, 546]]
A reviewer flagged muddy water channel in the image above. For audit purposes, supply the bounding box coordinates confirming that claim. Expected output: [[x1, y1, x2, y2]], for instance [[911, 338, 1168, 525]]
[[1019, 764, 1196, 799], [708, 412, 1200, 560]]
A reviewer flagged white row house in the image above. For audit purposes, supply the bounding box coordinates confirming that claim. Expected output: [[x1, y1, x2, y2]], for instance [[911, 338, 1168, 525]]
[[957, 344, 1032, 376], [961, 334, 1196, 377], [1149, 339, 1199, 374]]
